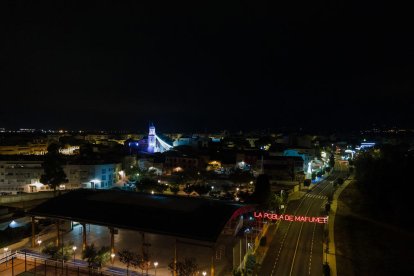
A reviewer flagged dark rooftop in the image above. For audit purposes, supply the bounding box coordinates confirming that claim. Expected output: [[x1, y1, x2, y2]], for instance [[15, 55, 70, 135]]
[[28, 189, 253, 242]]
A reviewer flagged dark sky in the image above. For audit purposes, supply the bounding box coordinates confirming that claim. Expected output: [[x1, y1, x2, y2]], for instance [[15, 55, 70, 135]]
[[0, 1, 413, 132]]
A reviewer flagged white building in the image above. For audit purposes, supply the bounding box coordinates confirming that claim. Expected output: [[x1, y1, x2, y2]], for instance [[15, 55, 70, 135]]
[[0, 159, 122, 193], [64, 163, 122, 189], [0, 160, 49, 193]]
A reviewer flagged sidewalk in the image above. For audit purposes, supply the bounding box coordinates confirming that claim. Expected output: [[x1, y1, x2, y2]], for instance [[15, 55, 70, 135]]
[[324, 175, 353, 276], [253, 222, 277, 266]]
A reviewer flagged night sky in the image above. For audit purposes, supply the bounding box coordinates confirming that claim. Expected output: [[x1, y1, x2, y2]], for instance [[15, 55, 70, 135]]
[[1, 1, 412, 132]]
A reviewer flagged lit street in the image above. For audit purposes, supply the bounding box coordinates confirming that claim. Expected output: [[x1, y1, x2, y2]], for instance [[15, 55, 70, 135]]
[[259, 166, 346, 276]]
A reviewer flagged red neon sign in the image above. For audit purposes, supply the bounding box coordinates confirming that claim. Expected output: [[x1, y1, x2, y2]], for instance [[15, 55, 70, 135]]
[[254, 212, 328, 224]]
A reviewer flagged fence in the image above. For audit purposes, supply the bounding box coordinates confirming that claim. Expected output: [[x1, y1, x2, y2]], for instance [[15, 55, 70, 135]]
[[0, 250, 134, 276]]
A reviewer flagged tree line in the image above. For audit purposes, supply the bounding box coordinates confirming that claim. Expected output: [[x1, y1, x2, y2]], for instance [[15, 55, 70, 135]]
[[354, 144, 414, 229]]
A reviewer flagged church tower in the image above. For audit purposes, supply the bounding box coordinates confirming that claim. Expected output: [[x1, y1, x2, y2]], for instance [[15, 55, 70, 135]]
[[148, 123, 156, 152]]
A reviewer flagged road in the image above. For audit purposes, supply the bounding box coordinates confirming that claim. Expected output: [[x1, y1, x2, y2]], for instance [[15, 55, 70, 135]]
[[260, 166, 347, 276]]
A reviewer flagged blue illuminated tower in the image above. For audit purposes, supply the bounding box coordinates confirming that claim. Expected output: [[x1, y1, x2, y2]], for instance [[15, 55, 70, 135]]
[[148, 123, 156, 152]]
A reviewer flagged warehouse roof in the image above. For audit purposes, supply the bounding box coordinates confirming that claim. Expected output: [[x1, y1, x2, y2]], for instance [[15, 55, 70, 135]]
[[28, 189, 254, 242]]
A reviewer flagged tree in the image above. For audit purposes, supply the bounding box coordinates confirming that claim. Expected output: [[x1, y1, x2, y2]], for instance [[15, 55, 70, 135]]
[[138, 252, 151, 275], [336, 178, 344, 185], [329, 154, 335, 168], [135, 177, 166, 193], [353, 145, 414, 228], [191, 185, 210, 195], [168, 258, 198, 276], [95, 246, 111, 268], [325, 203, 331, 213], [245, 254, 256, 274], [251, 174, 271, 206], [42, 242, 73, 261], [118, 249, 135, 275], [267, 193, 282, 212], [42, 242, 59, 259], [170, 184, 180, 194], [237, 190, 250, 202], [125, 166, 144, 182], [82, 243, 98, 267], [118, 249, 147, 276], [229, 169, 254, 184], [40, 143, 67, 195], [281, 190, 288, 204], [82, 244, 110, 270]]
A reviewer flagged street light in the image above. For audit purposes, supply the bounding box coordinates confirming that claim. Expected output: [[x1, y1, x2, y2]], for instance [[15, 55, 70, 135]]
[[154, 261, 158, 276], [4, 247, 9, 266], [110, 253, 115, 264], [37, 240, 42, 247], [72, 246, 77, 262], [244, 228, 251, 253], [202, 271, 207, 276]]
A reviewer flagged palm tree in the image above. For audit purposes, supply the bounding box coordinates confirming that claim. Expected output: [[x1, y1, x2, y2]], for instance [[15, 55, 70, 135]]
[[118, 249, 135, 276], [82, 244, 98, 268], [82, 244, 110, 271]]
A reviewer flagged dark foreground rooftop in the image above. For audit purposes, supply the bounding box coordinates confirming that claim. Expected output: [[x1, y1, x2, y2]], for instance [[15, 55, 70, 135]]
[[28, 189, 254, 242]]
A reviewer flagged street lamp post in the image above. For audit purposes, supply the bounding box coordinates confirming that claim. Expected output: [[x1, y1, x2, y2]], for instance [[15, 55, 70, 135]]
[[110, 253, 115, 264], [72, 246, 77, 262], [154, 261, 158, 276], [4, 247, 9, 266], [37, 240, 42, 247], [244, 228, 250, 253]]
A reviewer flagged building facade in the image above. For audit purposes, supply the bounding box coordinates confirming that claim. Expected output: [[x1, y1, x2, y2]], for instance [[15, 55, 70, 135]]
[[0, 160, 48, 193], [64, 163, 122, 189]]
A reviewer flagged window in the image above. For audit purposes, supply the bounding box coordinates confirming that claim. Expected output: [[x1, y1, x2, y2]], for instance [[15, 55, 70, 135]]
[[102, 175, 107, 181], [102, 168, 106, 174]]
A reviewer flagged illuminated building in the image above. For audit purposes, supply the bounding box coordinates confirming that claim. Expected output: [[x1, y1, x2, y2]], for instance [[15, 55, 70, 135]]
[[128, 123, 173, 153], [64, 163, 122, 189], [163, 150, 200, 173], [147, 123, 156, 152], [283, 148, 315, 173], [0, 143, 48, 155], [0, 160, 47, 193]]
